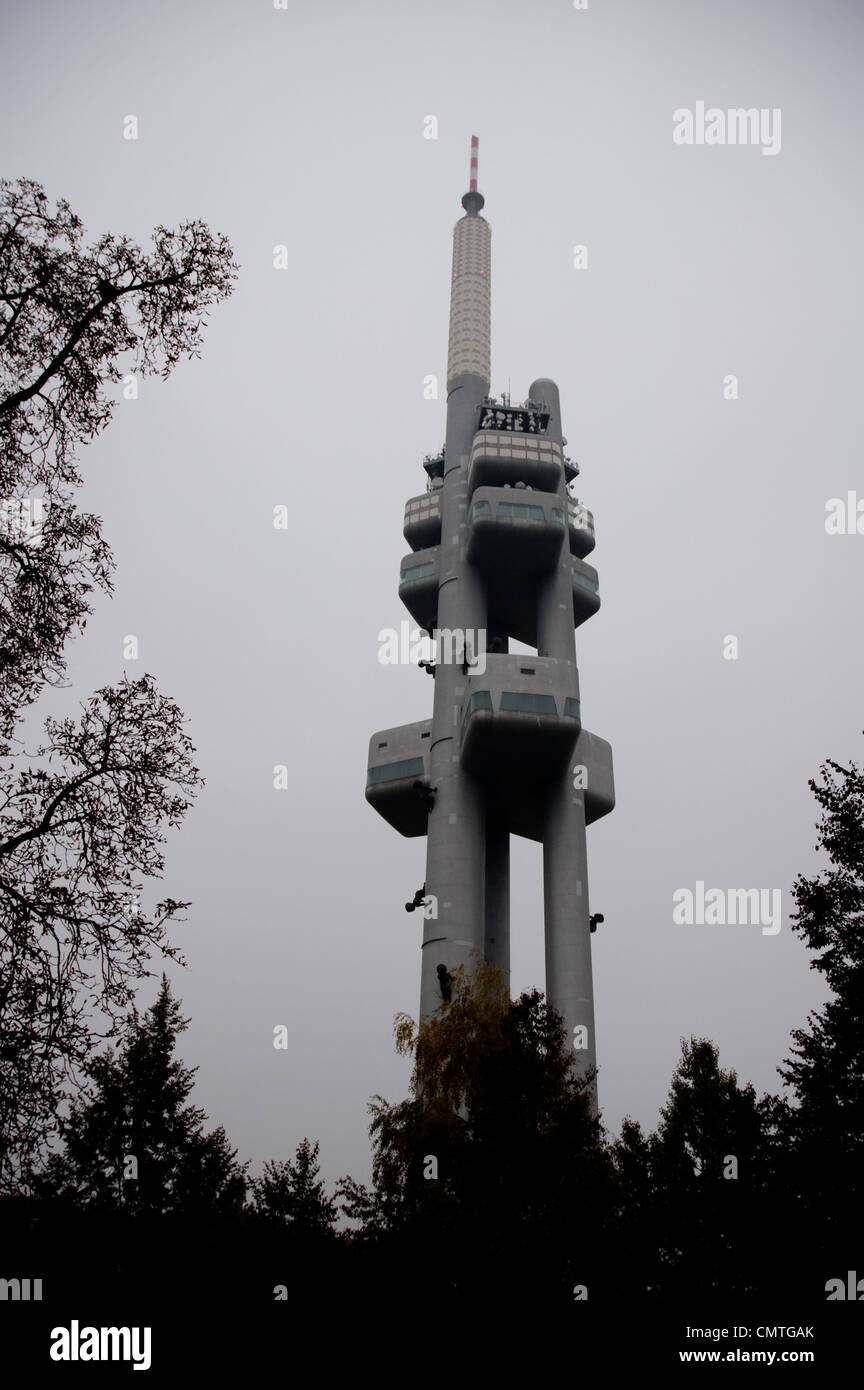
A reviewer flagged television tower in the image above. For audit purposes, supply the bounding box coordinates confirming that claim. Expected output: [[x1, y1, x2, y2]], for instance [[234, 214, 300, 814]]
[[366, 138, 614, 1097]]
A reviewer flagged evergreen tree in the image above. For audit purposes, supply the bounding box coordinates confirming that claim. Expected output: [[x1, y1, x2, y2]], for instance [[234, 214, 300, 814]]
[[38, 976, 246, 1216], [611, 1038, 768, 1301], [251, 1138, 337, 1235], [775, 748, 864, 1269]]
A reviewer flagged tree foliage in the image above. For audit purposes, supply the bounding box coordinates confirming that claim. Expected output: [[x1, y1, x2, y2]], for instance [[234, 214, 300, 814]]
[[611, 1038, 768, 1300], [0, 176, 237, 1188], [250, 1138, 338, 1236], [775, 749, 864, 1259], [37, 976, 246, 1216], [0, 674, 201, 1184], [0, 176, 237, 730], [363, 957, 612, 1306]]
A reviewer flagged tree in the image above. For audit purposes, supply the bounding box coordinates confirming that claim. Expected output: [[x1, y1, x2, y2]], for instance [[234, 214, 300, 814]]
[[775, 748, 864, 1266], [610, 1037, 769, 1301], [0, 673, 202, 1187], [1, 176, 237, 730], [251, 1138, 338, 1236], [362, 958, 613, 1309], [37, 976, 246, 1216], [0, 177, 237, 1188]]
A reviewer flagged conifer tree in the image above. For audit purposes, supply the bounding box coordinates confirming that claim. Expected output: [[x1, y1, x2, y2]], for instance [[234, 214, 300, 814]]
[[611, 1038, 768, 1300], [776, 749, 864, 1266], [251, 1138, 337, 1235], [39, 976, 246, 1216]]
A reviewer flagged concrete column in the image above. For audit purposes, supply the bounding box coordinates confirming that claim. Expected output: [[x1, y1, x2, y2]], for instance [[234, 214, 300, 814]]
[[484, 817, 510, 979], [533, 378, 575, 663], [420, 372, 488, 1023], [530, 378, 598, 1105], [543, 776, 597, 1094]]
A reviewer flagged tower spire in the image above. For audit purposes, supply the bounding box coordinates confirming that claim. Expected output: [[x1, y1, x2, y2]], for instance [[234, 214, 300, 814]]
[[447, 136, 491, 390], [461, 134, 485, 214]]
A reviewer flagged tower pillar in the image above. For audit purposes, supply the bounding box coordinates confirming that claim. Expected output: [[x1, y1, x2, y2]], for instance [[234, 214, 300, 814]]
[[532, 377, 597, 1101], [420, 373, 489, 1023]]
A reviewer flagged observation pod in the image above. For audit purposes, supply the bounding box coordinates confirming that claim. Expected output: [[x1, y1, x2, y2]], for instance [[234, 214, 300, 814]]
[[403, 491, 442, 550], [460, 654, 581, 782], [398, 548, 439, 632], [468, 429, 562, 495], [468, 487, 567, 574], [572, 557, 601, 625], [568, 500, 596, 558], [365, 719, 432, 837]]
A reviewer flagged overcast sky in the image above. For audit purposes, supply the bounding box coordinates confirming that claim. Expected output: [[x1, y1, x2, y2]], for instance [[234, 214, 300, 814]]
[[2, 0, 862, 1193]]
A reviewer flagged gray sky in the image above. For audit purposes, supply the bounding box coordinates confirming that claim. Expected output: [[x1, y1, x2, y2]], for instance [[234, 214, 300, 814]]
[[2, 0, 862, 1193]]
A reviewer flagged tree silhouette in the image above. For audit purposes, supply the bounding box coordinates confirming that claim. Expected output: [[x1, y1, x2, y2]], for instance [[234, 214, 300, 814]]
[[775, 748, 864, 1271], [0, 176, 237, 729], [37, 976, 246, 1216], [611, 1037, 767, 1301], [251, 1138, 338, 1235], [362, 957, 612, 1309], [0, 177, 237, 1189]]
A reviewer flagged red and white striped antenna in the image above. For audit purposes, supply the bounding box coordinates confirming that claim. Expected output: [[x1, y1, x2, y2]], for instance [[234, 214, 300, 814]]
[[461, 135, 485, 214], [469, 134, 479, 192]]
